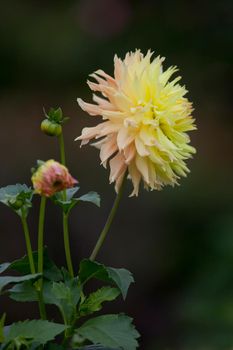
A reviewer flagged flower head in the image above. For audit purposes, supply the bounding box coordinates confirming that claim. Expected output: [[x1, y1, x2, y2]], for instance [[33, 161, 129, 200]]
[[76, 50, 196, 196], [32, 160, 77, 197]]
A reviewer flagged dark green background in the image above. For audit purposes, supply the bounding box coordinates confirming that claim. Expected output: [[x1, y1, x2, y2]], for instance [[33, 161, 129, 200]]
[[0, 1, 232, 349]]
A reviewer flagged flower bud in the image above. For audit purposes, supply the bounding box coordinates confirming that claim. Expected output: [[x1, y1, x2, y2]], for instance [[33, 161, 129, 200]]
[[8, 198, 24, 210], [41, 119, 62, 137], [31, 160, 78, 197]]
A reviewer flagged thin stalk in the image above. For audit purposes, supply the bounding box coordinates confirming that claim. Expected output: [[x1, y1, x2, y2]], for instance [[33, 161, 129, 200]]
[[20, 210, 36, 274], [58, 132, 66, 166], [90, 175, 126, 261], [38, 196, 46, 275], [63, 213, 74, 278], [37, 292, 47, 321], [58, 129, 75, 277], [37, 196, 47, 320], [20, 208, 46, 319]]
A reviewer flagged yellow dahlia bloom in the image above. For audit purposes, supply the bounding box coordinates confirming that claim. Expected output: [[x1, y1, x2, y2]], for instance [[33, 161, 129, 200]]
[[76, 50, 196, 196]]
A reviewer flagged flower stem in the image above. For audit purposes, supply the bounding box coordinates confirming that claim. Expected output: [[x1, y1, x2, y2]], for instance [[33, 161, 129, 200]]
[[63, 213, 74, 278], [37, 196, 47, 320], [58, 131, 66, 166], [20, 207, 46, 320], [38, 196, 46, 274], [58, 129, 75, 277], [90, 175, 126, 261], [20, 211, 36, 274]]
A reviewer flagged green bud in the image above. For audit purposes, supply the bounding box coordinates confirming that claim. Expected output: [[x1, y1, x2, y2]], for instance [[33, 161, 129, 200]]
[[41, 119, 62, 137], [8, 198, 24, 210]]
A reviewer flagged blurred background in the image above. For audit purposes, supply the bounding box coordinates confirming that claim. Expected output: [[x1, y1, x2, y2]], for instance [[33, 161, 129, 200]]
[[0, 0, 232, 349]]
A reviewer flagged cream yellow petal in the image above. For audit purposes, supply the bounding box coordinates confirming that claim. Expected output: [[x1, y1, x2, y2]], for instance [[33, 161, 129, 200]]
[[77, 49, 196, 196], [99, 137, 118, 167], [109, 152, 127, 184], [77, 98, 101, 116], [117, 127, 135, 151], [128, 162, 141, 197]]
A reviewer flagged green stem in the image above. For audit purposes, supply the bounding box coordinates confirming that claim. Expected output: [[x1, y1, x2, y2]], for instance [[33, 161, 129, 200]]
[[63, 213, 74, 278], [21, 208, 46, 320], [58, 129, 75, 277], [38, 196, 46, 275], [37, 196, 47, 320], [38, 292, 47, 321], [21, 211, 36, 274], [90, 175, 126, 261], [58, 132, 66, 166]]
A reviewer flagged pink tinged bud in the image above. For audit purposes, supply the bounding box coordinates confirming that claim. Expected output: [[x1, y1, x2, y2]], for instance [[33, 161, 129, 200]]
[[32, 160, 78, 197]]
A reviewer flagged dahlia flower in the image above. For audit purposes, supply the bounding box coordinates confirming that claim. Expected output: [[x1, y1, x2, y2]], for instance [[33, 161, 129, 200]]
[[32, 160, 77, 197], [76, 50, 196, 196]]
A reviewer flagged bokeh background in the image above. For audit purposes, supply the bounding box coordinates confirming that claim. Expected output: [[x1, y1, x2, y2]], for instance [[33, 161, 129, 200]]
[[0, 0, 233, 349]]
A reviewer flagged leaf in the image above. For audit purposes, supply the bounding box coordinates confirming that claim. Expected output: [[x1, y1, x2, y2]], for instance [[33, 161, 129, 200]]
[[80, 287, 120, 316], [0, 263, 10, 274], [65, 187, 80, 201], [0, 274, 41, 293], [10, 248, 62, 281], [0, 184, 33, 217], [0, 184, 30, 204], [77, 192, 101, 207], [79, 260, 134, 299], [79, 346, 118, 350], [0, 314, 6, 343], [77, 314, 140, 350], [44, 278, 81, 324], [9, 280, 38, 302], [53, 189, 100, 214], [53, 187, 80, 202], [3, 320, 67, 347], [46, 344, 65, 350], [78, 260, 108, 284], [106, 268, 134, 300]]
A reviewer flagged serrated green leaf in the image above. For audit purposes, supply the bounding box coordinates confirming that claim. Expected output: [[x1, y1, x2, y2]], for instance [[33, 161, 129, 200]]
[[3, 320, 67, 346], [10, 248, 62, 281], [79, 346, 118, 350], [0, 184, 30, 203], [9, 280, 38, 302], [79, 260, 134, 299], [77, 314, 140, 350], [80, 287, 120, 316], [0, 274, 41, 293], [44, 278, 81, 324], [0, 314, 6, 343]]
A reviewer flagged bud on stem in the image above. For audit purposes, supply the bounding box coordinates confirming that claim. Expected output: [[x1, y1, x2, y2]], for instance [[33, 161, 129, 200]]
[[41, 119, 62, 137]]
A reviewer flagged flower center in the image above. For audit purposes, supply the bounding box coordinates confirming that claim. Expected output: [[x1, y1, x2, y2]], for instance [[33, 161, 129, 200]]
[[53, 180, 62, 188]]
